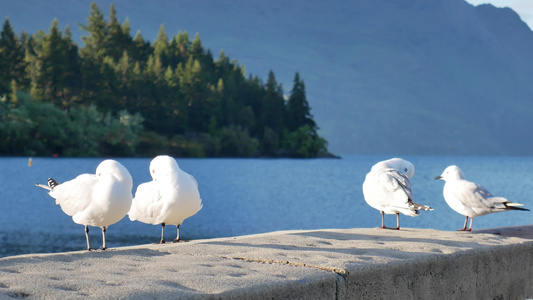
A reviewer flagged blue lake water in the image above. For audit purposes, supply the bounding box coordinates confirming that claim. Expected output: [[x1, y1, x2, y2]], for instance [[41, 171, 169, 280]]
[[1, 155, 532, 258]]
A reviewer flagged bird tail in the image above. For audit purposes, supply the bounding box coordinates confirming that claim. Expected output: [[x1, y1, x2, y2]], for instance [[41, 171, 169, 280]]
[[35, 178, 60, 191], [35, 183, 51, 190], [505, 201, 530, 211], [47, 178, 60, 189], [410, 201, 434, 212]]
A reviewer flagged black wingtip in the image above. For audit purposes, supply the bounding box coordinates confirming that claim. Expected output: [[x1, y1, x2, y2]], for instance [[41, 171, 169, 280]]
[[504, 203, 530, 212], [508, 206, 530, 212], [47, 178, 60, 189]]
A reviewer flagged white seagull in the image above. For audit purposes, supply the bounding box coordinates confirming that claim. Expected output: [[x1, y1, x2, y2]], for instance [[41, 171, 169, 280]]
[[36, 159, 133, 250], [362, 158, 433, 229], [128, 155, 203, 243], [434, 165, 529, 231]]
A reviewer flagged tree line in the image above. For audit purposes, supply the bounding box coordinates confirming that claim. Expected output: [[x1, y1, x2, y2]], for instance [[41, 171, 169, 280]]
[[0, 3, 329, 158]]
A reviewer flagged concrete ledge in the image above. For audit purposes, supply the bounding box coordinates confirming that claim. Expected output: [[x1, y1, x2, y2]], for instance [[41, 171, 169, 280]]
[[1, 227, 532, 299]]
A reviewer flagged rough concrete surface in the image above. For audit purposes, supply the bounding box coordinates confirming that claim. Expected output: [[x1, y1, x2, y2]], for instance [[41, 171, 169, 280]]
[[0, 227, 532, 299]]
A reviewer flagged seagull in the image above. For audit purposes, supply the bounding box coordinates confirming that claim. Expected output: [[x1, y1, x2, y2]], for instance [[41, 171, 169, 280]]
[[36, 159, 133, 250], [128, 155, 203, 243], [434, 165, 529, 231], [362, 158, 433, 229]]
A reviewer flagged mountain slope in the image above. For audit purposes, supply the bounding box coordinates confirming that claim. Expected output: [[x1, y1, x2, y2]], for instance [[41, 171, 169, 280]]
[[3, 0, 533, 155]]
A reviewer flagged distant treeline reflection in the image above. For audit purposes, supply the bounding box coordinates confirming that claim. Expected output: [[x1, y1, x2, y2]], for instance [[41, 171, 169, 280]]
[[0, 3, 328, 158]]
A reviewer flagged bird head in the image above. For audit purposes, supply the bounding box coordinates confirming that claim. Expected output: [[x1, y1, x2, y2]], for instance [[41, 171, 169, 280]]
[[434, 165, 465, 181], [372, 158, 415, 178], [96, 159, 133, 189], [149, 155, 180, 181]]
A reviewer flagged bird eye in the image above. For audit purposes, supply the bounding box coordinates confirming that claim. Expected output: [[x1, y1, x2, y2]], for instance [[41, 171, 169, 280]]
[[152, 169, 155, 174], [404, 168, 408, 172]]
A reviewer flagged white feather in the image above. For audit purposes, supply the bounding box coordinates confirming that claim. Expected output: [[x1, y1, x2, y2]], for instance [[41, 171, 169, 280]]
[[45, 160, 133, 227], [436, 165, 527, 218], [128, 155, 202, 227], [362, 158, 431, 216]]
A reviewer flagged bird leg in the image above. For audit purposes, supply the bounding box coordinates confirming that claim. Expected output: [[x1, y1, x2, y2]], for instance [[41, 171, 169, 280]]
[[173, 224, 181, 243], [379, 211, 387, 229], [458, 216, 469, 231], [379, 211, 400, 230], [467, 217, 474, 232], [394, 213, 400, 230], [100, 226, 107, 250], [85, 225, 91, 251], [160, 223, 166, 244]]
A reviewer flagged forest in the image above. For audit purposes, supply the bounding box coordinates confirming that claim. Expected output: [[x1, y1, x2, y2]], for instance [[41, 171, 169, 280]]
[[0, 3, 329, 158]]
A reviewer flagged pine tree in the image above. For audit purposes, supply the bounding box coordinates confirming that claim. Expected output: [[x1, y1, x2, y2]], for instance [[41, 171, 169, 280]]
[[287, 72, 316, 131], [59, 25, 82, 110], [131, 31, 152, 63], [284, 73, 327, 157], [153, 24, 169, 66], [190, 33, 203, 58], [79, 2, 108, 60], [78, 4, 113, 111], [167, 32, 186, 69], [178, 57, 210, 132], [0, 18, 27, 97], [32, 19, 64, 104], [261, 71, 286, 135], [105, 4, 132, 62], [30, 20, 81, 110], [113, 51, 135, 110]]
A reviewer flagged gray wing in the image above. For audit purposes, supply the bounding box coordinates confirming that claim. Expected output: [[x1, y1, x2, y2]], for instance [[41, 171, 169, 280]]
[[377, 168, 414, 206], [456, 180, 497, 209], [382, 169, 413, 201]]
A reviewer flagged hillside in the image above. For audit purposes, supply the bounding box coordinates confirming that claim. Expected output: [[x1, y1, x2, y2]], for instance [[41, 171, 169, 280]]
[[3, 0, 533, 155]]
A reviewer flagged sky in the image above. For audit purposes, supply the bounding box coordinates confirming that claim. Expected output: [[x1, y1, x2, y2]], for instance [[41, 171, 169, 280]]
[[465, 0, 533, 29]]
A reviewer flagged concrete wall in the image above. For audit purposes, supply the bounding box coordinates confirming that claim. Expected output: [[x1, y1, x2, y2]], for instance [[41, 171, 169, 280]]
[[0, 227, 532, 299], [344, 243, 533, 299]]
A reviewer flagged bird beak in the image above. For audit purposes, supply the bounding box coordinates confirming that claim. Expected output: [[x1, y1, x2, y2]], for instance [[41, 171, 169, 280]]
[[434, 176, 442, 180]]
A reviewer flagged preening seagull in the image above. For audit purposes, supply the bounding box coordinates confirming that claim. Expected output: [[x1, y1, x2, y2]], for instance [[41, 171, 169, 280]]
[[128, 155, 203, 243], [434, 165, 529, 231], [362, 158, 433, 229], [36, 159, 133, 250]]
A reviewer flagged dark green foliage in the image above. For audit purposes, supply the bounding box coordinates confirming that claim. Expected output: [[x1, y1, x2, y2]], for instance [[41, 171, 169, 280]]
[[260, 127, 280, 156], [287, 73, 316, 132], [105, 4, 133, 62], [284, 125, 328, 158], [219, 126, 258, 157], [0, 92, 143, 156], [30, 20, 82, 110], [0, 2, 329, 157], [0, 18, 28, 96]]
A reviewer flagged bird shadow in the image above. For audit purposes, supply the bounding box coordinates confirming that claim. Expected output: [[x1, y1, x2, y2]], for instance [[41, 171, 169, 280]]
[[0, 248, 170, 270], [194, 228, 529, 269]]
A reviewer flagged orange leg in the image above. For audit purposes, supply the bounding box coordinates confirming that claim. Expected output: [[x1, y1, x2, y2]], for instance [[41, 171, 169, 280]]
[[458, 216, 469, 231], [379, 211, 386, 229]]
